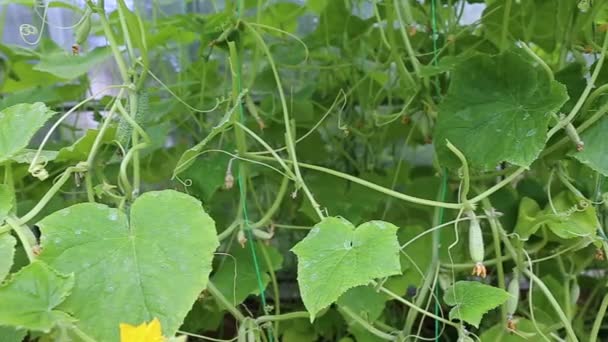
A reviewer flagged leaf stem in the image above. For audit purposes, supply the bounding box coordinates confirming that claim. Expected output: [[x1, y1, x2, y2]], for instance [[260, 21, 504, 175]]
[[207, 281, 246, 322], [247, 154, 463, 209], [446, 141, 470, 203], [523, 269, 579, 342], [338, 306, 397, 341], [375, 283, 460, 329], [5, 215, 36, 262], [18, 165, 88, 225], [255, 311, 310, 324]]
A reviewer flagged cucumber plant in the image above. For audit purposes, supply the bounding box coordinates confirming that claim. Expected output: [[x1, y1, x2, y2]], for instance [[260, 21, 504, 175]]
[[0, 0, 608, 341]]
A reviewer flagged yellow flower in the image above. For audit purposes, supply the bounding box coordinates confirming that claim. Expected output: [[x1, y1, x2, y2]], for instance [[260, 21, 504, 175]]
[[119, 318, 165, 342]]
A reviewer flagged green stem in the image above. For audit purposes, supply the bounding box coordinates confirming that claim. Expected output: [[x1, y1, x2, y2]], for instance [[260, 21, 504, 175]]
[[543, 101, 608, 156], [18, 165, 87, 225], [207, 281, 246, 322], [393, 0, 422, 79], [547, 31, 608, 138], [85, 89, 126, 202], [251, 176, 289, 229], [87, 1, 130, 82], [589, 292, 608, 342], [376, 283, 460, 329], [480, 197, 507, 321], [5, 216, 36, 262], [116, 0, 136, 63], [234, 122, 296, 181], [523, 269, 579, 342], [468, 167, 526, 204], [248, 154, 463, 209], [500, 0, 512, 52], [255, 311, 311, 324], [446, 141, 470, 203], [338, 307, 396, 341], [244, 23, 324, 220], [259, 243, 281, 334]]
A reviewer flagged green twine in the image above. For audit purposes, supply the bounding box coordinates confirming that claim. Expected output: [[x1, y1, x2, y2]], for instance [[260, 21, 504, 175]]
[[429, 0, 446, 341], [234, 1, 274, 341]]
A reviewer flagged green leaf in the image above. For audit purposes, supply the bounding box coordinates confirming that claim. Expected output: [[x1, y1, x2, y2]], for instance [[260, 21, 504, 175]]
[[281, 318, 317, 342], [260, 3, 305, 33], [542, 191, 599, 240], [37, 190, 219, 341], [180, 153, 231, 202], [211, 241, 283, 306], [531, 275, 565, 327], [8, 149, 57, 164], [434, 50, 568, 170], [33, 47, 111, 80], [0, 233, 16, 282], [0, 261, 74, 332], [0, 103, 56, 164], [572, 116, 608, 176], [443, 281, 510, 328], [482, 1, 572, 52], [300, 174, 384, 225], [291, 217, 401, 320], [0, 184, 14, 223], [397, 225, 432, 286], [172, 100, 238, 177], [480, 318, 548, 341], [55, 128, 116, 162], [306, 0, 328, 13], [0, 326, 27, 342], [514, 197, 543, 240], [337, 285, 387, 321]]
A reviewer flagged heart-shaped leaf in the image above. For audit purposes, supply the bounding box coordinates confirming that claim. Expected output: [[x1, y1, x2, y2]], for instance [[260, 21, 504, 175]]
[[291, 217, 401, 320], [37, 190, 219, 341], [435, 50, 568, 170], [0, 261, 74, 332], [0, 102, 56, 164], [444, 281, 510, 328]]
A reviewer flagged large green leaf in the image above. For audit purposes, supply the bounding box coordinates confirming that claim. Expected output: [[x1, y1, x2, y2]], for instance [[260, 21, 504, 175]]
[[291, 217, 401, 320], [0, 103, 56, 164], [444, 281, 510, 328], [33, 47, 111, 80], [572, 116, 608, 176], [37, 190, 219, 341], [435, 50, 568, 170], [0, 261, 74, 332]]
